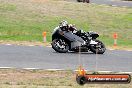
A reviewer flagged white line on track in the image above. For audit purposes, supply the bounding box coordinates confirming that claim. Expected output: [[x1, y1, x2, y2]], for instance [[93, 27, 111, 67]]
[[0, 67, 132, 73], [46, 46, 52, 47], [45, 69, 65, 71], [118, 72, 132, 74], [28, 45, 35, 46], [23, 68, 40, 70], [5, 44, 12, 46], [0, 67, 13, 69], [98, 71, 113, 73]]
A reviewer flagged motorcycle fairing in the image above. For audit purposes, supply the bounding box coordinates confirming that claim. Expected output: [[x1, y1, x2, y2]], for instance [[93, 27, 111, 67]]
[[63, 31, 85, 49]]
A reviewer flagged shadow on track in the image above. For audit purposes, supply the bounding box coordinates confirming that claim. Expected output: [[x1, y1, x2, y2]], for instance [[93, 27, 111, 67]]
[[52, 51, 97, 55]]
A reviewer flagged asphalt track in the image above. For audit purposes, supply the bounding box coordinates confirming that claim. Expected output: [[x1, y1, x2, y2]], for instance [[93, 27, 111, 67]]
[[70, 0, 132, 7], [0, 44, 132, 72], [91, 0, 132, 7]]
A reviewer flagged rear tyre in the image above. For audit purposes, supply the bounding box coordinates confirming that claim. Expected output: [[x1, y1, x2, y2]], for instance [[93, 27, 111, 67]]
[[51, 39, 69, 53], [90, 40, 106, 54]]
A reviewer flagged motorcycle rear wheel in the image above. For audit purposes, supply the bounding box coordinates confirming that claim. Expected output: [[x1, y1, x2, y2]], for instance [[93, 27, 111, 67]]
[[52, 39, 69, 53]]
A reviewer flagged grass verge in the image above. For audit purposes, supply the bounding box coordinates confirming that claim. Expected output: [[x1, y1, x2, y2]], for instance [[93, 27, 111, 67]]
[[0, 0, 132, 48]]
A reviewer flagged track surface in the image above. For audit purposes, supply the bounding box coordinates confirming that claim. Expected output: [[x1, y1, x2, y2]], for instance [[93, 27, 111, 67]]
[[91, 0, 132, 7], [71, 0, 132, 7], [0, 45, 132, 72]]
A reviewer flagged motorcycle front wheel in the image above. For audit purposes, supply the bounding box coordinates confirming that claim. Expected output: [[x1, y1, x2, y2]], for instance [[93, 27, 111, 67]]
[[90, 40, 106, 54], [51, 39, 69, 53]]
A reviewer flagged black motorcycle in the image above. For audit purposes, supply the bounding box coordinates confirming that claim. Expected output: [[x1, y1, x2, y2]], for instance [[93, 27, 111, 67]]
[[51, 20, 106, 54]]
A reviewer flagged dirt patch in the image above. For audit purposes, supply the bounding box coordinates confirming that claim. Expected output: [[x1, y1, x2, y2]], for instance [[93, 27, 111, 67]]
[[0, 69, 131, 88], [0, 40, 50, 46], [0, 69, 75, 86], [32, 0, 49, 3]]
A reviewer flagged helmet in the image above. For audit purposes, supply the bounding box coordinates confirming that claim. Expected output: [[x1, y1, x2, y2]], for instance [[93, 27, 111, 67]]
[[60, 20, 68, 27]]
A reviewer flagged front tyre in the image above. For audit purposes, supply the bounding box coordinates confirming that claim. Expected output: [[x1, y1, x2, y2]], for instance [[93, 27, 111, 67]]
[[51, 39, 69, 53], [90, 40, 106, 54]]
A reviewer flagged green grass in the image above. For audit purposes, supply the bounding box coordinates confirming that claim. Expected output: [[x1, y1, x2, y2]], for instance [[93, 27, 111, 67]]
[[0, 0, 132, 48]]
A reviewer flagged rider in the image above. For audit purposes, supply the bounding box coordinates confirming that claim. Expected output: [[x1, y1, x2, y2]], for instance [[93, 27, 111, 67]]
[[59, 20, 78, 33], [60, 20, 83, 34]]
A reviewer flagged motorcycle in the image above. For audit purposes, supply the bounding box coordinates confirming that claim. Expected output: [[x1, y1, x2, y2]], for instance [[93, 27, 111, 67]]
[[51, 20, 106, 54]]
